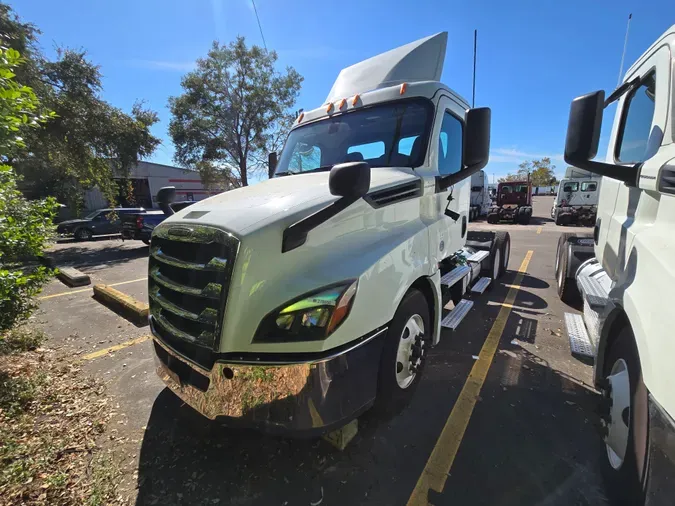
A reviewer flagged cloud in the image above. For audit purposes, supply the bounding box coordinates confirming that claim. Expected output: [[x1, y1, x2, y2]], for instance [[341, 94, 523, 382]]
[[130, 60, 196, 72], [489, 147, 564, 164]]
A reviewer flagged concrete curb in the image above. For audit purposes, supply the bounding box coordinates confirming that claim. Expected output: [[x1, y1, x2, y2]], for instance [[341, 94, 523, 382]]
[[93, 284, 149, 326], [56, 266, 91, 287]]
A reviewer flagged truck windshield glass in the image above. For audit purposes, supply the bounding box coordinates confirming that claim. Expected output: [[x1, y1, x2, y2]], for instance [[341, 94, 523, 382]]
[[275, 99, 432, 174], [581, 181, 597, 191], [501, 186, 512, 194], [617, 72, 657, 163], [563, 182, 579, 192]]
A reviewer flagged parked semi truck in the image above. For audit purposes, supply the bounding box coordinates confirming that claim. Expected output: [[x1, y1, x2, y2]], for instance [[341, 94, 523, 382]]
[[146, 33, 510, 434], [551, 167, 602, 226], [487, 180, 532, 224], [555, 25, 675, 504], [469, 170, 491, 221]]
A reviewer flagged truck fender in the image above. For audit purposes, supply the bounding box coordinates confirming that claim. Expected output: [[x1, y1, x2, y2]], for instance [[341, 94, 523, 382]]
[[593, 305, 629, 387], [409, 271, 442, 346]]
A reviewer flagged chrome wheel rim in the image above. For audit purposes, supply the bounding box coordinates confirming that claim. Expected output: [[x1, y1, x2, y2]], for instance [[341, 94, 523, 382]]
[[395, 314, 425, 389], [605, 358, 631, 470]]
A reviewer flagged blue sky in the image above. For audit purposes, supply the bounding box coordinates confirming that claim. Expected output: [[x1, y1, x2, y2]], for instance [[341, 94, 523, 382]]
[[12, 0, 672, 182]]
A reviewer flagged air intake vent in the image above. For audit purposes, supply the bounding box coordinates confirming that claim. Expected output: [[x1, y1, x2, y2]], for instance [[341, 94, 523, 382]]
[[365, 180, 422, 208], [659, 166, 675, 195]]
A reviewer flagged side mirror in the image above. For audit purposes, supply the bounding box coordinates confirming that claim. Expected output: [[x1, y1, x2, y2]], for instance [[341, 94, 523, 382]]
[[463, 107, 491, 170], [564, 91, 638, 185], [329, 161, 371, 199], [156, 186, 176, 216], [268, 152, 278, 178]]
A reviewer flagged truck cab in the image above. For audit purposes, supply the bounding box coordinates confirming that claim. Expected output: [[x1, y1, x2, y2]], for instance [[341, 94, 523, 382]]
[[555, 24, 675, 504], [487, 180, 532, 224], [147, 33, 508, 435], [551, 167, 602, 226]]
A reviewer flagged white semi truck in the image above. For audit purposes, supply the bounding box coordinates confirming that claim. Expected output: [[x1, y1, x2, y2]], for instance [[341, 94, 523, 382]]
[[147, 33, 510, 434], [555, 25, 675, 504], [551, 166, 602, 226], [469, 170, 491, 221]]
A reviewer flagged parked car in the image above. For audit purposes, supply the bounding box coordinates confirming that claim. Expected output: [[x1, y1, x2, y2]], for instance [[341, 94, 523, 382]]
[[56, 208, 146, 241], [120, 202, 195, 245]]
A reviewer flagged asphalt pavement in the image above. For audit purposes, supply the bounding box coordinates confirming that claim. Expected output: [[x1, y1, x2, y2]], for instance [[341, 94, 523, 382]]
[[36, 196, 607, 505]]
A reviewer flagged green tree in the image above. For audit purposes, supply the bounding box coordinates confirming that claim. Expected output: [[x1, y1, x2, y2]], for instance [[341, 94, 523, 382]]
[[498, 157, 559, 186], [0, 47, 57, 333], [0, 4, 161, 209], [169, 37, 303, 187]]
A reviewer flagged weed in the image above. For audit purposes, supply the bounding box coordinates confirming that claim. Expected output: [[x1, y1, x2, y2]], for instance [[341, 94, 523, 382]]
[[0, 326, 46, 355]]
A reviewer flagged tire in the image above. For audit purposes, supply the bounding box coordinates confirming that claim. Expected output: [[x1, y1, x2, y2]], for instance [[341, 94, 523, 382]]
[[487, 214, 498, 224], [75, 228, 93, 241], [555, 233, 579, 304], [142, 238, 151, 246], [601, 327, 649, 505], [556, 213, 571, 226], [498, 232, 510, 276], [519, 213, 531, 225], [376, 290, 430, 413]]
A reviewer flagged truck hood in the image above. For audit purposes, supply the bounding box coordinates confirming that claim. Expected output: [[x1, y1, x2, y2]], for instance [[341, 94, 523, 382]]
[[168, 167, 420, 235]]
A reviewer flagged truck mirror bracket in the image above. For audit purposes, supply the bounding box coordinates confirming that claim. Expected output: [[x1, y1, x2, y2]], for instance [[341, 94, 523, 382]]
[[282, 196, 360, 253]]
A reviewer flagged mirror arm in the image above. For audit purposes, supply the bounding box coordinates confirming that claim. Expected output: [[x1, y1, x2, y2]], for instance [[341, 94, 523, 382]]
[[282, 196, 360, 253], [436, 161, 487, 192], [564, 156, 639, 186]]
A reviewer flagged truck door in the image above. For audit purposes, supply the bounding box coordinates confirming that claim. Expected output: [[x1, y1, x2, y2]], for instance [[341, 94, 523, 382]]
[[599, 44, 670, 278], [424, 96, 469, 263]]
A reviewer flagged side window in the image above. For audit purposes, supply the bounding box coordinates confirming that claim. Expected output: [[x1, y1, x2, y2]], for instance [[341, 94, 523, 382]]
[[288, 142, 322, 171], [438, 112, 462, 175], [348, 141, 384, 161], [617, 72, 657, 163], [398, 136, 418, 156], [580, 181, 597, 192], [563, 182, 579, 192]]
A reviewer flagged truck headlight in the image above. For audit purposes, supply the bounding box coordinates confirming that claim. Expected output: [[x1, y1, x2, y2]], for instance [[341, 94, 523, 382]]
[[255, 280, 358, 342]]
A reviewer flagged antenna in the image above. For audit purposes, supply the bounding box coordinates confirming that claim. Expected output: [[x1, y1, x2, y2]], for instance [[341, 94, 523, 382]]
[[472, 29, 477, 108], [617, 14, 632, 86]]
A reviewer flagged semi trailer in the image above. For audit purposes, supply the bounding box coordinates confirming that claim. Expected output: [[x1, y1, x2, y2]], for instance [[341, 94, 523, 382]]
[[146, 33, 509, 435], [555, 25, 675, 505], [469, 170, 491, 221]]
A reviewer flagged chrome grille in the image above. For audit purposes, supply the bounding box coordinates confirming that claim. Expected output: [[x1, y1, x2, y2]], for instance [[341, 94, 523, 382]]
[[148, 225, 238, 368]]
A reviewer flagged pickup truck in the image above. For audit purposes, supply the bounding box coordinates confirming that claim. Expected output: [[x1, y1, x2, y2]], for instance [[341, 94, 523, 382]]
[[121, 202, 195, 244]]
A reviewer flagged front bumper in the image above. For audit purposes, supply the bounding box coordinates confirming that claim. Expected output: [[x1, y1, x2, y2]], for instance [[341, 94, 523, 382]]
[[151, 324, 387, 435]]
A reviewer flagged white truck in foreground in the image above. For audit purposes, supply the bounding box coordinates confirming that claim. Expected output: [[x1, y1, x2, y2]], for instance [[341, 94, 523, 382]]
[[551, 166, 602, 226], [555, 25, 675, 505], [147, 33, 510, 435], [469, 170, 491, 221]]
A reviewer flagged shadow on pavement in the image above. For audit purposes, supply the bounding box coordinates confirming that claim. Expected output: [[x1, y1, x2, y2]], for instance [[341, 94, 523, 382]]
[[514, 274, 550, 290], [48, 243, 149, 270]]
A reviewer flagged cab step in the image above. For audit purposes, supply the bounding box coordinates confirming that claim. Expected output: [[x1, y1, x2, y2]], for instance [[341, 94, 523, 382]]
[[564, 313, 596, 359], [441, 299, 474, 330], [466, 250, 489, 263], [578, 275, 609, 308], [440, 265, 470, 288], [470, 277, 491, 294]]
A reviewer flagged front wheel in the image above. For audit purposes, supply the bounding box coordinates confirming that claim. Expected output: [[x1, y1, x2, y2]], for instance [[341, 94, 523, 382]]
[[601, 327, 648, 505], [75, 228, 93, 241], [376, 290, 430, 413], [142, 238, 151, 246]]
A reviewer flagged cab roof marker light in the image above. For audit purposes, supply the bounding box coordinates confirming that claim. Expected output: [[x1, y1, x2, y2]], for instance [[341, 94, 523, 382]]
[[326, 102, 334, 113], [297, 112, 304, 123], [400, 82, 407, 95], [352, 94, 360, 106], [338, 98, 346, 109]]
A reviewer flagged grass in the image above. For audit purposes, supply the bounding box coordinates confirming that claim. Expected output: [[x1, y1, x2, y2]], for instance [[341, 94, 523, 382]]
[[0, 326, 46, 355]]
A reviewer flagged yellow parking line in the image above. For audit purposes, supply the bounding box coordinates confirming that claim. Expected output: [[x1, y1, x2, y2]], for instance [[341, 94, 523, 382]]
[[81, 335, 150, 361], [406, 250, 534, 506], [536, 226, 543, 234], [39, 277, 147, 300]]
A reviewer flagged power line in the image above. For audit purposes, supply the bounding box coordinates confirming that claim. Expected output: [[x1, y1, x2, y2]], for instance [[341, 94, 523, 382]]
[[250, 0, 268, 52]]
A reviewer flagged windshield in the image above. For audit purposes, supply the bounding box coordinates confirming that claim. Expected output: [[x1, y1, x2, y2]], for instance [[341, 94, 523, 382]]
[[84, 210, 101, 219], [275, 99, 433, 174]]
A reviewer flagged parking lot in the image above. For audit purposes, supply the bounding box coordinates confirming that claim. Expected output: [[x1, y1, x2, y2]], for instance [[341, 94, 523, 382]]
[[36, 195, 606, 505]]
